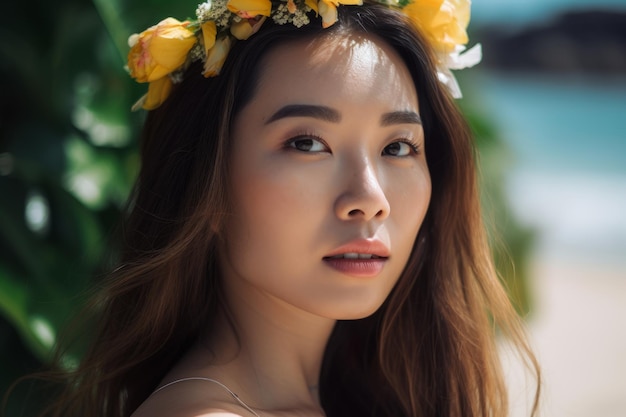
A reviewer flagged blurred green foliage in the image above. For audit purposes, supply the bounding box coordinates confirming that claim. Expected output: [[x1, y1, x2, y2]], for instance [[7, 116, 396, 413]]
[[0, 0, 533, 414], [459, 96, 535, 316]]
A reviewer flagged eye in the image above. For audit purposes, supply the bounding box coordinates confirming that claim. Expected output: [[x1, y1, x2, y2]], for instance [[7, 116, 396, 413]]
[[286, 135, 328, 153], [383, 140, 419, 157]]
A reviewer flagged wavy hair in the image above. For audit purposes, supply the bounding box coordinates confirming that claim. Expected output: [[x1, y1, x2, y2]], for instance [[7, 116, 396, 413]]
[[20, 2, 540, 416]]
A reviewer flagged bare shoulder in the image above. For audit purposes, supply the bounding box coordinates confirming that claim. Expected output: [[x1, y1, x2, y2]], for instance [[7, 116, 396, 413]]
[[133, 408, 244, 417], [130, 379, 252, 417], [133, 408, 245, 417]]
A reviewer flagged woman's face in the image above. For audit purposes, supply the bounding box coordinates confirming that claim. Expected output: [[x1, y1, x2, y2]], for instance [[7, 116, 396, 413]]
[[220, 33, 431, 320]]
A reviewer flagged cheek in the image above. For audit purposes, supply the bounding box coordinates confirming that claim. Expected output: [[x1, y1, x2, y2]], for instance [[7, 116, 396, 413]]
[[407, 173, 431, 220], [224, 159, 326, 262], [389, 167, 431, 249], [236, 162, 320, 220]]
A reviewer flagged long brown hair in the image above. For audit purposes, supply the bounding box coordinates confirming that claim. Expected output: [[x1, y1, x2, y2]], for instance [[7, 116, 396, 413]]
[[26, 2, 540, 416]]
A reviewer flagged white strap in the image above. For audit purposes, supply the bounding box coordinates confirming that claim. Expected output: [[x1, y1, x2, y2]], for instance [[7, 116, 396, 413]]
[[152, 377, 261, 417]]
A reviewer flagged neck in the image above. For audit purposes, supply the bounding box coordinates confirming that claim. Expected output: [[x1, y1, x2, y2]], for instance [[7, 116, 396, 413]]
[[201, 277, 336, 412]]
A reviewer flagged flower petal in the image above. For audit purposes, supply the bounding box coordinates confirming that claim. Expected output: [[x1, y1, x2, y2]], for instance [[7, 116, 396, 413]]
[[227, 0, 272, 18], [306, 0, 318, 13], [317, 0, 362, 27], [445, 43, 482, 70], [230, 16, 267, 40], [148, 41, 195, 81], [287, 0, 297, 13], [143, 76, 174, 110], [436, 67, 462, 98], [318, 0, 338, 28], [203, 37, 232, 77], [201, 21, 217, 55]]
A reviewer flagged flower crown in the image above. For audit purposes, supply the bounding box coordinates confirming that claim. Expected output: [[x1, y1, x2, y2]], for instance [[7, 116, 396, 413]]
[[127, 0, 482, 110]]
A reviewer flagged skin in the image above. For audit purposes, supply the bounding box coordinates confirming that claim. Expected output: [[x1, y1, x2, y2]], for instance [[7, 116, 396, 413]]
[[132, 32, 431, 417]]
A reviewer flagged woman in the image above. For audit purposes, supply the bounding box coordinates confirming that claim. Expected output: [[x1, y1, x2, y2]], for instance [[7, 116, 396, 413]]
[[39, 0, 540, 416]]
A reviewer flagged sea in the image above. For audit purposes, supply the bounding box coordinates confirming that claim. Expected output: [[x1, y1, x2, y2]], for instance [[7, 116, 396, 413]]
[[471, 0, 626, 26], [470, 72, 626, 266]]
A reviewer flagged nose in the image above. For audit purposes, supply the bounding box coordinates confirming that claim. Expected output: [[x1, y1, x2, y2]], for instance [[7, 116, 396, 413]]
[[334, 157, 390, 222]]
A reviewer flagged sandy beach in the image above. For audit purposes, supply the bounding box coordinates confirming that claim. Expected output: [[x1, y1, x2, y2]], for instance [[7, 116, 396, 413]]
[[505, 254, 626, 417]]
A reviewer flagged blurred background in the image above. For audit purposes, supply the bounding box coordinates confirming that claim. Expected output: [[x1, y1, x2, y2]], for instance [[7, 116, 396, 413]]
[[0, 0, 624, 416], [469, 1, 626, 417]]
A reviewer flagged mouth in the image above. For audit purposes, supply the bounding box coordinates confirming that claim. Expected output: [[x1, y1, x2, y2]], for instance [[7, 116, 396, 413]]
[[324, 253, 387, 260], [323, 238, 391, 260], [323, 252, 389, 278], [324, 252, 387, 260]]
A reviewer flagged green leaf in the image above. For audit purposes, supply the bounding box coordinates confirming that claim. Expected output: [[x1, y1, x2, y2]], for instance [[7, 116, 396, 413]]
[[0, 265, 51, 360]]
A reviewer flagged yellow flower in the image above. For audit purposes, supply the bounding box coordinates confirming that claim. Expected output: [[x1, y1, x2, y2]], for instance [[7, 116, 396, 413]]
[[127, 18, 197, 83], [402, 0, 470, 55], [317, 0, 363, 28], [227, 0, 272, 19], [203, 37, 232, 77], [306, 0, 318, 12], [143, 76, 174, 110], [201, 21, 217, 56], [230, 16, 267, 40], [287, 0, 297, 13]]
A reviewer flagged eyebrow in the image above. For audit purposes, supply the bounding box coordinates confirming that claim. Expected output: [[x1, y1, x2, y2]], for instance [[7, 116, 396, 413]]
[[264, 104, 422, 126], [380, 111, 422, 126], [265, 104, 341, 124]]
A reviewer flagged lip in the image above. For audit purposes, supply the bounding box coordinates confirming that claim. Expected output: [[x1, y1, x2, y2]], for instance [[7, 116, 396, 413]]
[[323, 239, 390, 278], [323, 239, 390, 259]]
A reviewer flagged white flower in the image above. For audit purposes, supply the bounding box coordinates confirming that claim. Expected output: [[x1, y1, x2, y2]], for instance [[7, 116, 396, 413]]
[[196, 1, 214, 20], [444, 43, 482, 70], [197, 0, 232, 28], [292, 8, 311, 27], [272, 4, 290, 24]]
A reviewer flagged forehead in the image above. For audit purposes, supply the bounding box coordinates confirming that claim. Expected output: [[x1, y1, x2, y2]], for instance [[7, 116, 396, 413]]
[[251, 32, 419, 113]]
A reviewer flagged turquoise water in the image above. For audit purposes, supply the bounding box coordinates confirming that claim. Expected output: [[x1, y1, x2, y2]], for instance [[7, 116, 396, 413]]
[[472, 72, 626, 263], [475, 73, 626, 175], [472, 0, 626, 25]]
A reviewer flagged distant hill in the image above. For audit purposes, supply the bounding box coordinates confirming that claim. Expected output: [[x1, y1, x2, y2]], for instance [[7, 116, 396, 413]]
[[475, 10, 626, 75]]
